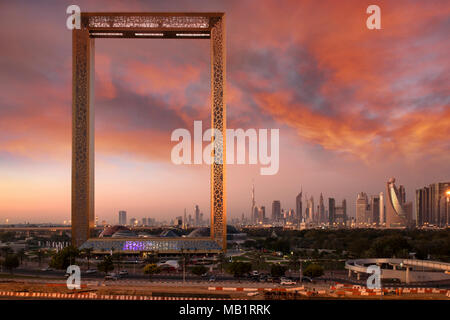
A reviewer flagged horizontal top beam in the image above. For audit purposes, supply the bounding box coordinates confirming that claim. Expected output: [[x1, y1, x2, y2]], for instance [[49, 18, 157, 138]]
[[89, 30, 211, 39], [81, 12, 224, 17], [80, 12, 224, 32]]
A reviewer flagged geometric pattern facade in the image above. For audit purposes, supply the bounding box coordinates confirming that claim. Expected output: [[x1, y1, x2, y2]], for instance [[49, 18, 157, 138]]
[[72, 13, 226, 249], [79, 238, 222, 254]]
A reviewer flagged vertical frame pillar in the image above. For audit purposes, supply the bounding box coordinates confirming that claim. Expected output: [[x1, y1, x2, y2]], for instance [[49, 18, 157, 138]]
[[72, 28, 95, 247], [210, 15, 227, 250]]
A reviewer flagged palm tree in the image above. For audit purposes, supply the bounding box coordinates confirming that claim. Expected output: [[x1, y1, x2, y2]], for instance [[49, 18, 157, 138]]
[[112, 252, 122, 272], [97, 255, 114, 275], [217, 252, 228, 273], [82, 248, 93, 270], [17, 249, 26, 266], [37, 249, 44, 267]]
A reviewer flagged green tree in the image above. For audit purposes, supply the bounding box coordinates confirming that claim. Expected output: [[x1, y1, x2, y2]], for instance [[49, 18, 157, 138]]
[[0, 232, 15, 243], [191, 265, 208, 276], [273, 239, 291, 253], [242, 240, 258, 249], [270, 264, 287, 277], [143, 263, 161, 280], [226, 261, 252, 279], [249, 251, 265, 271], [303, 263, 324, 278], [371, 235, 411, 258], [0, 246, 13, 259], [2, 254, 19, 274], [97, 255, 114, 275], [49, 246, 80, 270]]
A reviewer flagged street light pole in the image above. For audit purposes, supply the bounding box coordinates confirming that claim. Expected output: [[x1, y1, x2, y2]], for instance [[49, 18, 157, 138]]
[[183, 255, 186, 284], [446, 190, 450, 227], [299, 259, 303, 283]]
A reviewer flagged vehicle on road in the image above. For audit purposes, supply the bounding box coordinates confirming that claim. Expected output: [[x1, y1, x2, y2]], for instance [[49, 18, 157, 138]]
[[209, 276, 216, 282], [247, 292, 259, 297], [85, 269, 97, 274], [119, 270, 128, 276], [105, 273, 119, 280], [247, 274, 259, 282], [41, 267, 54, 272], [280, 277, 296, 285], [300, 276, 312, 283]]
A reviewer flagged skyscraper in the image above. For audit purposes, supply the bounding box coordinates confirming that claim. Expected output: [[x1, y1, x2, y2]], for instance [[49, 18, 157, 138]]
[[260, 206, 266, 223], [415, 182, 450, 227], [336, 199, 347, 226], [296, 189, 303, 224], [329, 198, 347, 226], [386, 177, 412, 228], [379, 192, 385, 226], [253, 206, 259, 224], [175, 216, 183, 227], [371, 195, 380, 226], [272, 200, 281, 222], [399, 185, 406, 204], [195, 205, 200, 226], [118, 210, 127, 226], [251, 182, 256, 224], [356, 192, 368, 226], [319, 193, 325, 223], [328, 198, 336, 225], [310, 196, 315, 222]]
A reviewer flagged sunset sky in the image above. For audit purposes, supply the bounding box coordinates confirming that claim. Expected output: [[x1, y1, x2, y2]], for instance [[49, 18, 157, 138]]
[[0, 0, 449, 224]]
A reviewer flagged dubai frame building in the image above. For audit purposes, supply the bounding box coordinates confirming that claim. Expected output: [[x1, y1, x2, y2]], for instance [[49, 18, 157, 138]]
[[72, 12, 226, 254]]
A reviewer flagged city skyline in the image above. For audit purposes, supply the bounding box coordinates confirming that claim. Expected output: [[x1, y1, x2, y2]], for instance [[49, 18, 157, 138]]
[[1, 176, 449, 225], [1, 0, 449, 223]]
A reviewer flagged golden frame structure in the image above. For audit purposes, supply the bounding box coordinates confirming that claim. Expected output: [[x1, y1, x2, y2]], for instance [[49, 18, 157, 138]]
[[72, 12, 226, 250]]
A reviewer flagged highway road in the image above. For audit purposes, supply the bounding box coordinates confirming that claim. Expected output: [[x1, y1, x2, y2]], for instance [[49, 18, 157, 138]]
[[2, 267, 450, 289]]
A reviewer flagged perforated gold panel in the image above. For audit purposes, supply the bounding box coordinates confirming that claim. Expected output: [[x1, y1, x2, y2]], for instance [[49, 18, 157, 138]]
[[72, 29, 95, 247], [210, 16, 227, 249], [72, 13, 226, 250]]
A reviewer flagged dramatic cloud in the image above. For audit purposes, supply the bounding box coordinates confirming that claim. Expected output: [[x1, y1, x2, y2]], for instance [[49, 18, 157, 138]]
[[0, 0, 449, 222]]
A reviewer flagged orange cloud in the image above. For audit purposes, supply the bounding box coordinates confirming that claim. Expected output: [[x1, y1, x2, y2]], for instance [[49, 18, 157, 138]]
[[96, 54, 117, 99], [255, 90, 450, 163]]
